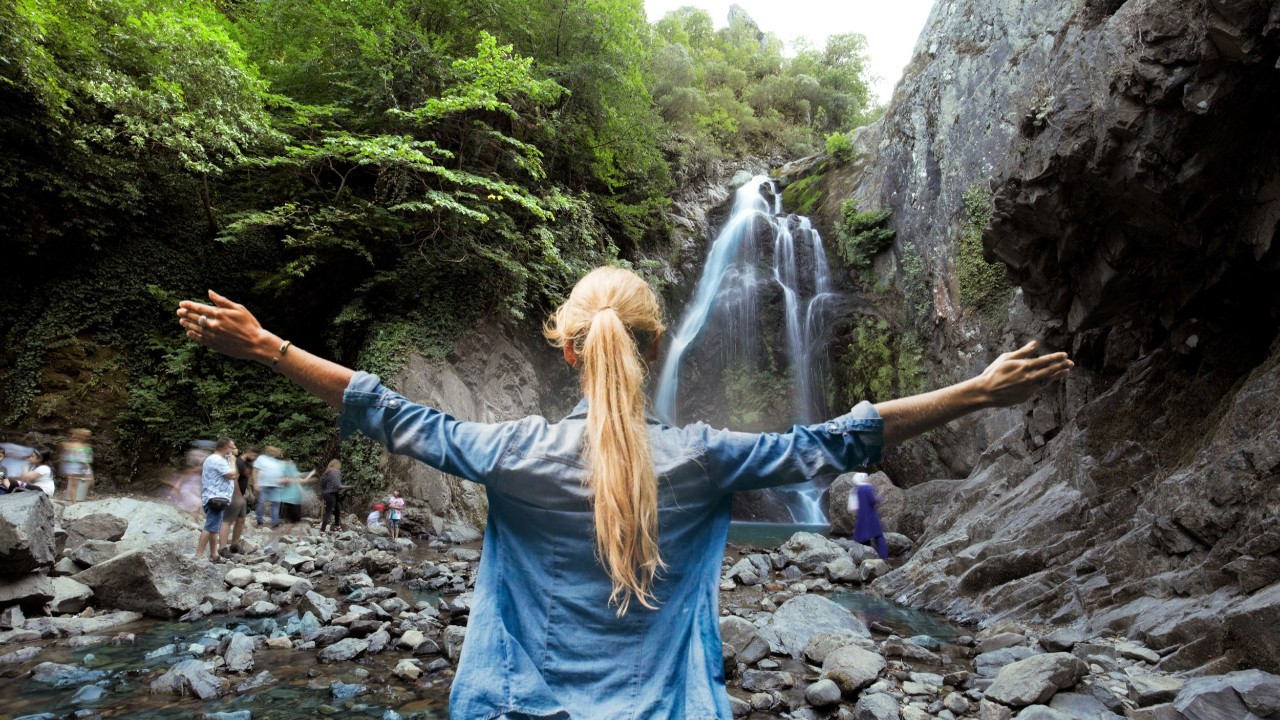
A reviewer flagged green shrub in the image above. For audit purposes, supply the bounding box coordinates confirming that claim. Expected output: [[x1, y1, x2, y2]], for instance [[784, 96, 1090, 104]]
[[836, 317, 925, 404], [956, 185, 1015, 316], [835, 200, 894, 269], [825, 131, 856, 163]]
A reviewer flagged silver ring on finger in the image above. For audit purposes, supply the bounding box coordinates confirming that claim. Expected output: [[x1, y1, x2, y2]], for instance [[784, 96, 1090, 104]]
[[198, 315, 207, 328]]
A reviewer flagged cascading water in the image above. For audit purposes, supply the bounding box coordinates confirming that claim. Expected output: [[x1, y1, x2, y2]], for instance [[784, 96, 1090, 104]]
[[654, 175, 840, 523]]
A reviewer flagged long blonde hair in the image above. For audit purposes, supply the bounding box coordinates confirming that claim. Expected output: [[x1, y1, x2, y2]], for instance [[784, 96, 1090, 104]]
[[544, 266, 667, 615]]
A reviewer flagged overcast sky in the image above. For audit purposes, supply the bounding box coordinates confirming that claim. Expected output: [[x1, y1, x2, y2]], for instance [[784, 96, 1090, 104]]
[[643, 0, 936, 105]]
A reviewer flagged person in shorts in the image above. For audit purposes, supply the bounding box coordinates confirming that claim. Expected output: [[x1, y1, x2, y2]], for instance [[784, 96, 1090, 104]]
[[197, 437, 236, 562], [388, 490, 405, 540], [219, 445, 257, 555]]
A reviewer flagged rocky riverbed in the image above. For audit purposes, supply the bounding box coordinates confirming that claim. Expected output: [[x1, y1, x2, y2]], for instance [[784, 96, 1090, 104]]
[[2, 492, 1278, 720]]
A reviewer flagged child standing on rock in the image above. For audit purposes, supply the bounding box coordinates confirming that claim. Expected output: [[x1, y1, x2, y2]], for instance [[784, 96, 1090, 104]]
[[178, 267, 1071, 719], [388, 490, 405, 540]]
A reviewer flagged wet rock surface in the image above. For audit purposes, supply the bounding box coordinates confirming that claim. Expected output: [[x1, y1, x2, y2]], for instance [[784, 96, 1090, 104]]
[[776, 0, 1280, 681], [2, 497, 1278, 719]]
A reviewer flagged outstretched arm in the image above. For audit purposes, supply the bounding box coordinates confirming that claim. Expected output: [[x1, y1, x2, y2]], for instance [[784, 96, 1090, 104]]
[[875, 341, 1072, 448], [177, 290, 353, 408]]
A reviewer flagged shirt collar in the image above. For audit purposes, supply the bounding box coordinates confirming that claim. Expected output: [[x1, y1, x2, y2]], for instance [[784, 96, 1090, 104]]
[[564, 397, 663, 425]]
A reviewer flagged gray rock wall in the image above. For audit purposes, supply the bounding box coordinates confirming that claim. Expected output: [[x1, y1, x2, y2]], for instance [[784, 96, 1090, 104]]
[[820, 0, 1280, 674], [384, 320, 572, 529]]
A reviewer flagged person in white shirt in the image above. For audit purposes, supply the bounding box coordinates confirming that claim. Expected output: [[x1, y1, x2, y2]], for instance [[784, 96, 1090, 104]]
[[19, 448, 56, 496]]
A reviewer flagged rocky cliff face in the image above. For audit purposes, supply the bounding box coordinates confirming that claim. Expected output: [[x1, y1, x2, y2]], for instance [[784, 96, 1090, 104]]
[[385, 321, 574, 529], [798, 0, 1280, 674]]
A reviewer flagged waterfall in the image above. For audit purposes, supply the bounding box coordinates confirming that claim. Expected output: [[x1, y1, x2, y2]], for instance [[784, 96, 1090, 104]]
[[654, 175, 839, 523]]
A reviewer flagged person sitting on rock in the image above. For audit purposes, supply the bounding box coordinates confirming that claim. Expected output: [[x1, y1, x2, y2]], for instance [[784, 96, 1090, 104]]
[[0, 447, 17, 494], [17, 447, 55, 496], [177, 267, 1071, 720], [367, 503, 386, 528]]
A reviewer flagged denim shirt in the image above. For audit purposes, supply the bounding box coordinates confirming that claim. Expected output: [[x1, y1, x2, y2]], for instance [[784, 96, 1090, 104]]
[[339, 371, 883, 720]]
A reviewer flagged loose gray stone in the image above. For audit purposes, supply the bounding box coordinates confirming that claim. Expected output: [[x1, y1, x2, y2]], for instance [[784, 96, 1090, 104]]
[[977, 632, 1025, 654], [780, 532, 845, 571], [804, 678, 842, 707], [223, 568, 253, 588], [943, 691, 970, 714], [74, 547, 222, 618], [985, 652, 1088, 708], [1048, 691, 1123, 719], [443, 625, 466, 663], [805, 630, 868, 665], [853, 692, 900, 720], [223, 633, 255, 673], [1174, 670, 1280, 720], [243, 601, 279, 618], [766, 594, 869, 657], [1014, 706, 1072, 720], [70, 539, 119, 567], [1128, 674, 1186, 706], [317, 637, 369, 663], [1040, 628, 1086, 652], [821, 643, 885, 695], [150, 659, 226, 699], [740, 669, 794, 692], [0, 646, 41, 665], [720, 615, 769, 666], [0, 573, 54, 610]]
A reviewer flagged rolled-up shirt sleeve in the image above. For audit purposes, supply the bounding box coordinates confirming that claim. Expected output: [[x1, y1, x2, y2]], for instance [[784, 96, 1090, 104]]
[[701, 401, 884, 494], [338, 371, 524, 485]]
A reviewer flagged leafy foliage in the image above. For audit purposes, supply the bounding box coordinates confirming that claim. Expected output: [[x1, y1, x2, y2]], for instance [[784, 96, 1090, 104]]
[[825, 132, 856, 163], [836, 317, 925, 404], [0, 0, 881, 489], [956, 184, 1015, 316], [835, 202, 895, 269], [649, 8, 877, 180]]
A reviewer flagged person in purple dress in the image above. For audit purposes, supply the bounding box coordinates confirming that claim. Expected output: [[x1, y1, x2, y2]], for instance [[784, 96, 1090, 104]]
[[848, 472, 888, 559]]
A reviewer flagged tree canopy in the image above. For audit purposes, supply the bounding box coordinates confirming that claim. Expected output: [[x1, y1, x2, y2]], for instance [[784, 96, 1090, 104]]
[[0, 0, 877, 490]]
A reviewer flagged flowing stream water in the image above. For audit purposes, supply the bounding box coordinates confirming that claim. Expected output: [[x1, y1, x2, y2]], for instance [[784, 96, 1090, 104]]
[[655, 176, 838, 523]]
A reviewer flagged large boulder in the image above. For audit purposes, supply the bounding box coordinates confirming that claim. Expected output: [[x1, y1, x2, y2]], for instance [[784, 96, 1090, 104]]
[[1173, 670, 1280, 720], [60, 498, 195, 547], [48, 577, 94, 614], [70, 539, 120, 567], [766, 594, 870, 657], [73, 546, 222, 618], [0, 491, 56, 575], [63, 513, 128, 550], [985, 652, 1088, 708], [386, 321, 560, 529], [0, 573, 55, 610], [779, 532, 846, 572], [827, 472, 903, 537]]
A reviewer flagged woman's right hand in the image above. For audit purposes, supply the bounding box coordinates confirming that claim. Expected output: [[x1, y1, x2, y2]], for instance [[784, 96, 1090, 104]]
[[975, 341, 1073, 408]]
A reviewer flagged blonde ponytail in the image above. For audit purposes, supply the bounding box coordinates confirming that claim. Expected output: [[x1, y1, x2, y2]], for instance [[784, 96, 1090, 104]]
[[545, 267, 666, 615]]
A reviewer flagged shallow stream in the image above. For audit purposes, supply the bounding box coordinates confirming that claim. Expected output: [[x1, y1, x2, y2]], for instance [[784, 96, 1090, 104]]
[[2, 523, 966, 719]]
